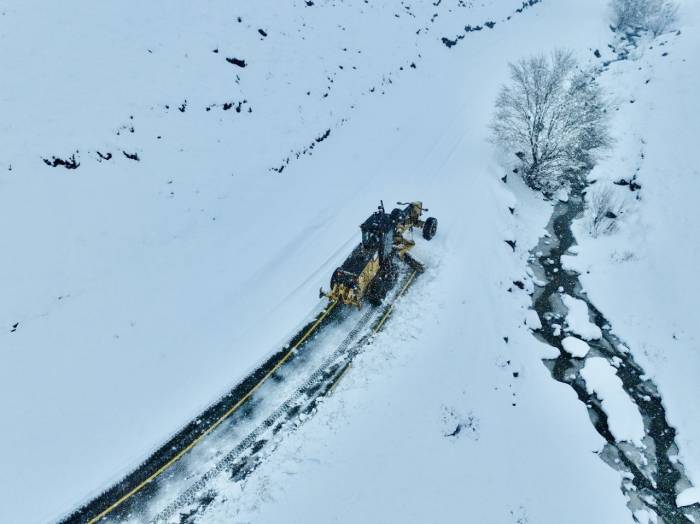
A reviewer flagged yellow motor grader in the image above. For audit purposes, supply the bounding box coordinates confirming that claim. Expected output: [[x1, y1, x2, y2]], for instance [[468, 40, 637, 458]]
[[320, 201, 437, 307]]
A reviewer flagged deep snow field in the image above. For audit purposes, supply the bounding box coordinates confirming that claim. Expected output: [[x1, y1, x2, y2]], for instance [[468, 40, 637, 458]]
[[0, 0, 698, 523]]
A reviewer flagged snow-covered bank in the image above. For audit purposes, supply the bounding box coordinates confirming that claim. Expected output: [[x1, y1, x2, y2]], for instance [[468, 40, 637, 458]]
[[528, 190, 697, 522], [566, 0, 700, 489]]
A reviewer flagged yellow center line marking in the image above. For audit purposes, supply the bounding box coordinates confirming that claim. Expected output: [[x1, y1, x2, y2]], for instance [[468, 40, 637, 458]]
[[329, 363, 352, 394], [88, 300, 338, 524]]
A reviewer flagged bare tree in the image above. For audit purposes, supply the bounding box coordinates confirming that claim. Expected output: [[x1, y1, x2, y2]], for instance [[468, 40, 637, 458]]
[[491, 50, 610, 195], [611, 0, 678, 36], [586, 185, 626, 237]]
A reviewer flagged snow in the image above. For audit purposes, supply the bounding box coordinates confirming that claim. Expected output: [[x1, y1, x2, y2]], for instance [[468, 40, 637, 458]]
[[581, 358, 645, 445], [0, 0, 688, 521], [570, 0, 700, 487], [561, 336, 591, 358], [561, 294, 603, 341], [555, 187, 570, 202], [525, 309, 542, 331], [196, 180, 631, 524], [677, 487, 700, 508], [561, 253, 586, 273]]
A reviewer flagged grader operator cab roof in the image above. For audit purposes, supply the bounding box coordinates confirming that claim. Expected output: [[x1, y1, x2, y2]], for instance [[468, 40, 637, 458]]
[[360, 209, 393, 250], [331, 209, 393, 289]]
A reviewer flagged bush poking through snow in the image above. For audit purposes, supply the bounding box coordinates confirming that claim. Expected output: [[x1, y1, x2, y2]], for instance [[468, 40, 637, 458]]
[[491, 50, 610, 195], [586, 185, 626, 237], [611, 0, 679, 36]]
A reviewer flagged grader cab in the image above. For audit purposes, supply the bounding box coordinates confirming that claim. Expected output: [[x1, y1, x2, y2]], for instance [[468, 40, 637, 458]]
[[321, 201, 437, 307]]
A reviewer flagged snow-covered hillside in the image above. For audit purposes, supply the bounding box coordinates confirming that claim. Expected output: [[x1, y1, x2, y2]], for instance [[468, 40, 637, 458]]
[[0, 0, 697, 523]]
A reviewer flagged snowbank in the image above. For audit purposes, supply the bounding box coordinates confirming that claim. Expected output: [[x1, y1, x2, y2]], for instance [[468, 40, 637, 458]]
[[570, 0, 700, 485], [581, 358, 645, 445], [561, 336, 591, 358], [677, 487, 700, 508], [562, 294, 603, 341]]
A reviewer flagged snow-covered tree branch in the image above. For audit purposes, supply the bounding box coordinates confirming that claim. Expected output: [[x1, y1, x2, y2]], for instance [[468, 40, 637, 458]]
[[491, 50, 610, 195]]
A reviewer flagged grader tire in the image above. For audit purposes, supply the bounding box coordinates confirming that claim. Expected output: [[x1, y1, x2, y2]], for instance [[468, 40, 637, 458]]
[[423, 217, 438, 240], [367, 278, 385, 306], [367, 288, 383, 307], [367, 264, 395, 306]]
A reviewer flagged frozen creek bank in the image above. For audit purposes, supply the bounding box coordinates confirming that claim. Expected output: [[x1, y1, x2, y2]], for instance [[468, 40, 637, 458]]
[[529, 191, 700, 524]]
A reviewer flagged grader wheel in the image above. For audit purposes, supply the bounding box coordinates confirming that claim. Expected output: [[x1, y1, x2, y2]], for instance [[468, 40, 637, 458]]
[[422, 217, 438, 240], [367, 264, 397, 306]]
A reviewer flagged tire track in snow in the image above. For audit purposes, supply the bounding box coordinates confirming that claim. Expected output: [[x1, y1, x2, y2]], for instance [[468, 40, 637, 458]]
[[149, 269, 419, 523]]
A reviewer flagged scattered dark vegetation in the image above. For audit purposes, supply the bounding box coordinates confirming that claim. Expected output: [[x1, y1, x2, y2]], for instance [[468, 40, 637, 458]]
[[42, 154, 80, 169], [610, 0, 678, 36], [442, 0, 542, 48], [271, 128, 332, 173]]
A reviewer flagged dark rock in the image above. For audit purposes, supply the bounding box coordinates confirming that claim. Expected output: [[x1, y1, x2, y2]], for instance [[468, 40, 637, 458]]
[[226, 57, 247, 68]]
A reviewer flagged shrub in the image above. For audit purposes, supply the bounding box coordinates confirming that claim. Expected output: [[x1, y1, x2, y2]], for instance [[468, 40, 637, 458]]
[[586, 185, 626, 237], [611, 0, 679, 36]]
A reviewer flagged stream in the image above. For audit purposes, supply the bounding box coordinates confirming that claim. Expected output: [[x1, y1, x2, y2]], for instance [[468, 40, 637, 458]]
[[529, 189, 700, 523]]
